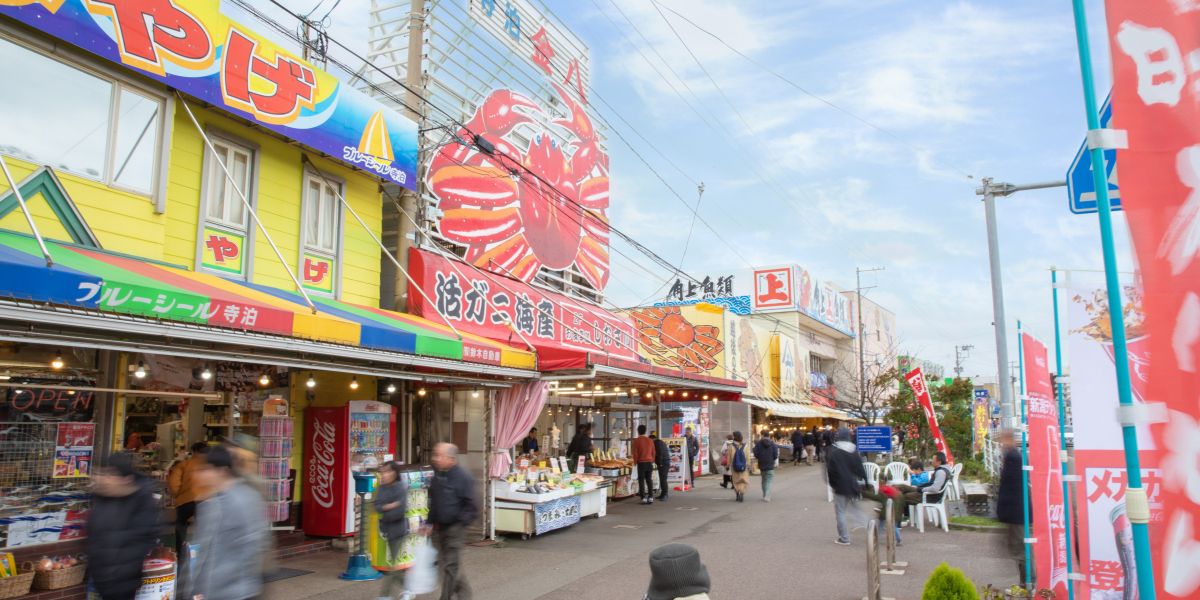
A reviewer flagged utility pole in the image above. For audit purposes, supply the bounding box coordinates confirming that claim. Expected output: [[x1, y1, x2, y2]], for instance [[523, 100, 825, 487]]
[[954, 344, 974, 377], [976, 177, 1064, 429], [393, 0, 425, 311], [856, 266, 884, 420]]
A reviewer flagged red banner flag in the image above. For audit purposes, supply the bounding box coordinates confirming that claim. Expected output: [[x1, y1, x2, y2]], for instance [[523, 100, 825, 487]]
[[903, 367, 954, 464], [1105, 2, 1200, 597], [1022, 333, 1069, 596]]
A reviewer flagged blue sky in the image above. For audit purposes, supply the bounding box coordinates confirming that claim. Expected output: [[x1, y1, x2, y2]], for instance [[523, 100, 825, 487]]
[[274, 0, 1130, 380]]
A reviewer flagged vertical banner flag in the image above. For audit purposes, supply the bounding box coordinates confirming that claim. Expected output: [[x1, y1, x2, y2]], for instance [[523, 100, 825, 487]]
[[972, 389, 990, 455], [1021, 333, 1069, 597], [903, 367, 954, 464], [1105, 2, 1200, 597]]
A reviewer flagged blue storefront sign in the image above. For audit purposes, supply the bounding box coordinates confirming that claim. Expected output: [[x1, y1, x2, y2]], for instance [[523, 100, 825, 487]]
[[856, 426, 892, 453], [0, 0, 418, 189], [533, 495, 581, 535]]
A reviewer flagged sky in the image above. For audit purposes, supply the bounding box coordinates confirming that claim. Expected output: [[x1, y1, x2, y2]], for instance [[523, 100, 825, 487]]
[[263, 0, 1129, 382]]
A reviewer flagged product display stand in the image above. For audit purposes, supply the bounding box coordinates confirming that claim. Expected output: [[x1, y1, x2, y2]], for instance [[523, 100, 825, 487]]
[[259, 415, 294, 530]]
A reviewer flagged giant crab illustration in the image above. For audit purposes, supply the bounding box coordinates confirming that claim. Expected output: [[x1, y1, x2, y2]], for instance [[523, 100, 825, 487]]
[[631, 307, 723, 374], [426, 85, 610, 289]]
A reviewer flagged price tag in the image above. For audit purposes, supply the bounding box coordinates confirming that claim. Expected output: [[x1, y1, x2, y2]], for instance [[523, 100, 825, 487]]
[[558, 457, 570, 473], [576, 456, 586, 475], [518, 458, 530, 470]]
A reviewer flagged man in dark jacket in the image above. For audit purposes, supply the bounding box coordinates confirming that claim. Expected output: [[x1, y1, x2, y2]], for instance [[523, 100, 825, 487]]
[[825, 428, 867, 545], [86, 452, 160, 600], [429, 443, 477, 600], [650, 432, 671, 501], [684, 427, 699, 488], [789, 429, 804, 465], [519, 427, 539, 454], [803, 429, 818, 465], [566, 423, 593, 468], [996, 430, 1030, 586], [374, 461, 410, 599], [753, 432, 779, 501]]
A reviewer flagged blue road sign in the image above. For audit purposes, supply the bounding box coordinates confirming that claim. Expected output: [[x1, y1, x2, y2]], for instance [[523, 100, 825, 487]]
[[856, 426, 892, 453], [1068, 93, 1121, 214]]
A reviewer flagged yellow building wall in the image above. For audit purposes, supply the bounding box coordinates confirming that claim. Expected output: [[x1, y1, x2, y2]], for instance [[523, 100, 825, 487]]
[[1, 104, 383, 306]]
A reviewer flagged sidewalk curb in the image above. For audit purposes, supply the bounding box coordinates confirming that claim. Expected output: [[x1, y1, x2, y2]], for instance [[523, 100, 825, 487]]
[[949, 523, 1005, 533]]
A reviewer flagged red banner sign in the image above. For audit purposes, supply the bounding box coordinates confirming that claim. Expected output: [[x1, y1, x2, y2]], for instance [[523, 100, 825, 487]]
[[1021, 333, 1069, 596], [408, 249, 636, 359], [903, 367, 954, 464], [1105, 2, 1200, 597]]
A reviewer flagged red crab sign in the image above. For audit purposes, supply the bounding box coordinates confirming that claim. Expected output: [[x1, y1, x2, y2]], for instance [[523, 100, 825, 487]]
[[426, 85, 610, 291], [409, 249, 634, 359]]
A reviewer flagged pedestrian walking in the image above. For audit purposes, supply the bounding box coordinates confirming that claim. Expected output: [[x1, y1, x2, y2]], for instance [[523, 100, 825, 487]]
[[684, 427, 699, 488], [428, 443, 478, 600], [374, 461, 412, 600], [826, 427, 868, 545], [651, 432, 670, 501], [753, 431, 779, 501], [167, 442, 211, 557], [86, 452, 160, 600], [644, 543, 711, 600], [633, 425, 657, 504], [723, 431, 749, 502], [789, 428, 805, 465], [803, 428, 818, 466], [718, 434, 734, 488], [995, 430, 1030, 586], [186, 444, 269, 600]]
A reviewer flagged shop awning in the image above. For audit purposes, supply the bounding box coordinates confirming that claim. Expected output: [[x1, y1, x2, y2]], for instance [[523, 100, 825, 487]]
[[0, 231, 535, 371], [536, 346, 745, 396], [741, 397, 828, 419]]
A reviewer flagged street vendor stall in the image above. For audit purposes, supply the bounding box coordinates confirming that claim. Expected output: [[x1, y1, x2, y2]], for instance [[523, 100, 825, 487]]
[[493, 463, 607, 538]]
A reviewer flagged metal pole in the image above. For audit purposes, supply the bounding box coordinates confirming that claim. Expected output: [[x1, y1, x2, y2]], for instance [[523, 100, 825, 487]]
[[0, 156, 52, 266], [1050, 269, 1077, 600], [982, 179, 1015, 429], [866, 520, 882, 600], [393, 0, 425, 311], [857, 268, 866, 418], [1068, 2, 1155, 597], [1017, 321, 1033, 590]]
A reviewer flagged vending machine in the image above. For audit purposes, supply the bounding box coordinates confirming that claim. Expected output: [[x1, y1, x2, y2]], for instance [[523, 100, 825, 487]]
[[302, 400, 397, 537]]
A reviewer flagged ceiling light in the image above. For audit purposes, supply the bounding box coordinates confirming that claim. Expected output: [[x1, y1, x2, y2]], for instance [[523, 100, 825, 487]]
[[667, 390, 675, 396], [386, 382, 397, 394], [702, 395, 709, 400], [306, 375, 317, 389], [681, 391, 689, 398], [50, 351, 64, 370], [593, 384, 602, 391], [418, 388, 427, 397], [0, 374, 10, 381], [134, 361, 146, 379], [200, 366, 213, 381], [471, 390, 479, 398], [259, 373, 271, 386], [350, 376, 360, 390], [576, 382, 584, 389], [644, 392, 652, 398], [630, 388, 638, 395], [614, 386, 621, 392]]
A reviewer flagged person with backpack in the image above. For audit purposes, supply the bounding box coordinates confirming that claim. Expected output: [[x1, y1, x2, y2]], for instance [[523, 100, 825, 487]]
[[826, 427, 868, 545], [753, 431, 779, 501], [717, 434, 734, 488], [722, 431, 749, 502]]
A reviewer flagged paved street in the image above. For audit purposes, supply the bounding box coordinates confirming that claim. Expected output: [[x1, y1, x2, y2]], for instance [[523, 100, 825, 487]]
[[264, 465, 1014, 600]]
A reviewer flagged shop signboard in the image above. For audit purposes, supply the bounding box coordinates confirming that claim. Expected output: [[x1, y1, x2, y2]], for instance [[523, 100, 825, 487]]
[[626, 303, 727, 377], [53, 423, 95, 478], [5, 511, 66, 547], [301, 253, 336, 295], [665, 437, 688, 486], [855, 426, 892, 453], [0, 387, 96, 422], [200, 226, 246, 277], [468, 0, 590, 106], [533, 495, 581, 535], [664, 274, 736, 303], [1068, 285, 1163, 598], [724, 316, 773, 398], [776, 333, 801, 400], [408, 249, 636, 359], [751, 266, 795, 312], [0, 0, 418, 189], [796, 266, 854, 335], [1021, 333, 1068, 597], [972, 389, 989, 455], [1104, 3, 1200, 597]]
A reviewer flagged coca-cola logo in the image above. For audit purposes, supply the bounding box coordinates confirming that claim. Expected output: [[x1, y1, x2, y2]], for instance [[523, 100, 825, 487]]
[[309, 419, 338, 509]]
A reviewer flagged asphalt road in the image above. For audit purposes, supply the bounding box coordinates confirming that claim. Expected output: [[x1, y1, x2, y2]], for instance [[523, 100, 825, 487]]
[[265, 463, 1016, 600]]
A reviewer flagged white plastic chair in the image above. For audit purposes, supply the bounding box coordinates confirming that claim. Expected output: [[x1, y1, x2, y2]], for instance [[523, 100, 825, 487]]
[[916, 488, 950, 533], [884, 462, 911, 486], [862, 462, 881, 493], [946, 463, 964, 502]]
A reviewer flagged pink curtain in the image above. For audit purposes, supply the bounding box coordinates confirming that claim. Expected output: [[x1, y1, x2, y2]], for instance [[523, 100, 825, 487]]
[[489, 381, 549, 478]]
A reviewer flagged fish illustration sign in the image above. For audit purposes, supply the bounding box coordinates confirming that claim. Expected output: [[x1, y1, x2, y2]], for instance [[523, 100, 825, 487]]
[[0, 0, 418, 189]]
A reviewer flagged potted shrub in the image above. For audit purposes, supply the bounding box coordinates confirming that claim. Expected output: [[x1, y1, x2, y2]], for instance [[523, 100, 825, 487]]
[[922, 563, 979, 600]]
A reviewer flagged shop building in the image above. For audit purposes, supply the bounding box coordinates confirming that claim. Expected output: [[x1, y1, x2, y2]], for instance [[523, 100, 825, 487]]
[[0, 0, 540, 570]]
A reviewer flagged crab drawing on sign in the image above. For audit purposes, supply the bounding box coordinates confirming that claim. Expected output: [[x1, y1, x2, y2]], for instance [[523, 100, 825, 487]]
[[631, 307, 723, 374], [426, 85, 610, 290]]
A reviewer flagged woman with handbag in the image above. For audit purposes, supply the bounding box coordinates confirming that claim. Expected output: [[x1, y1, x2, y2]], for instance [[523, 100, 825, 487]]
[[374, 461, 411, 600], [717, 434, 734, 489], [723, 432, 750, 502]]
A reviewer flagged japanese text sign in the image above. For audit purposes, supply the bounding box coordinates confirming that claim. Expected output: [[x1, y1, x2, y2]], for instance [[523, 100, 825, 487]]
[[408, 249, 636, 359], [664, 274, 734, 302], [903, 367, 954, 464], [201, 226, 246, 276], [0, 0, 417, 189], [1105, 1, 1200, 597], [1021, 333, 1069, 597], [469, 0, 589, 105], [751, 266, 794, 312]]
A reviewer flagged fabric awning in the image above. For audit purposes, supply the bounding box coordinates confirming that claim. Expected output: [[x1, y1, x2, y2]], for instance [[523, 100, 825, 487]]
[[741, 397, 827, 418], [536, 346, 745, 395], [0, 231, 535, 371]]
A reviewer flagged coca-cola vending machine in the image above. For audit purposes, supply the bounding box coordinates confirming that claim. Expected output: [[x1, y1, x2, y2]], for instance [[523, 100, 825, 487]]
[[302, 400, 397, 537]]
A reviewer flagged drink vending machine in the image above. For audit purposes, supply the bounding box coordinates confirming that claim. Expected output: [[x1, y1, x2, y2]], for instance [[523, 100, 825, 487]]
[[302, 401, 397, 537]]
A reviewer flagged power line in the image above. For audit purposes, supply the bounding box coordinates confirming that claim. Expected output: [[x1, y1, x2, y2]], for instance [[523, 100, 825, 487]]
[[651, 0, 976, 181]]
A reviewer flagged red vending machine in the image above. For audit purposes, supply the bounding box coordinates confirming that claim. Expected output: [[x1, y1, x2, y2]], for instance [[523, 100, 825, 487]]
[[302, 400, 397, 537]]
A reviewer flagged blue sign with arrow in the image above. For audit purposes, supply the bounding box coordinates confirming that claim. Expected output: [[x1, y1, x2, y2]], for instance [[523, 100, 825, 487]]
[[1068, 93, 1121, 214]]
